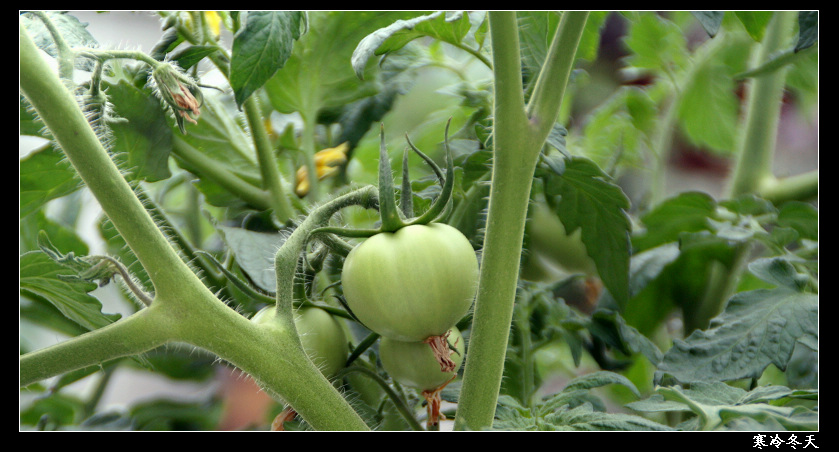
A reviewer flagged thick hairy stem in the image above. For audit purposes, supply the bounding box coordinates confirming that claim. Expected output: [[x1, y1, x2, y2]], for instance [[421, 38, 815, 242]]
[[19, 305, 174, 387], [20, 21, 209, 302], [21, 21, 369, 430]]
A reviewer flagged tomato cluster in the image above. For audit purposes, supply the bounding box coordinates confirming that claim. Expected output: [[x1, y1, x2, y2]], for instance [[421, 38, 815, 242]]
[[341, 222, 477, 428]]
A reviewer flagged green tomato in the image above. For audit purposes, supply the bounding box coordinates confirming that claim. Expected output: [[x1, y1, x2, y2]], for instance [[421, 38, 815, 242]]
[[341, 223, 479, 342], [379, 327, 465, 392], [526, 202, 597, 277], [251, 306, 348, 378]]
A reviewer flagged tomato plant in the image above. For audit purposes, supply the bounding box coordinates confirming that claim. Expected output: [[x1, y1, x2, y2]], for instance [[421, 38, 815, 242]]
[[21, 11, 817, 433]]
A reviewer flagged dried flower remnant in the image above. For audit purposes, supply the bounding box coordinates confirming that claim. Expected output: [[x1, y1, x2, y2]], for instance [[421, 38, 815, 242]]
[[152, 62, 203, 134]]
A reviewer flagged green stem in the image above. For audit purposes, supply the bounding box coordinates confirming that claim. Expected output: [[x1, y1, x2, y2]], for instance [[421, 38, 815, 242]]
[[19, 305, 173, 387], [335, 366, 424, 431], [453, 11, 588, 431], [170, 137, 273, 210], [727, 11, 798, 198], [243, 95, 295, 222], [759, 170, 819, 205]]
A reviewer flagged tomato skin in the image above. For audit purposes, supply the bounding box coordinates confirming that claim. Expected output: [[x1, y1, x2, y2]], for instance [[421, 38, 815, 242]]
[[526, 202, 597, 277], [251, 306, 348, 378], [341, 223, 479, 342], [379, 327, 465, 392]]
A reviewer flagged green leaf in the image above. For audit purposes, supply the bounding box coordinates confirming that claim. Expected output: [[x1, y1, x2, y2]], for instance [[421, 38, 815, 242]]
[[734, 11, 775, 42], [776, 201, 818, 241], [656, 282, 818, 384], [168, 45, 219, 71], [580, 86, 657, 170], [20, 251, 121, 332], [20, 11, 98, 71], [796, 11, 818, 52], [105, 80, 173, 182], [19, 143, 81, 219], [351, 11, 449, 79], [641, 383, 819, 431], [622, 13, 688, 74], [543, 156, 631, 305], [128, 398, 223, 431], [217, 226, 289, 294], [677, 51, 740, 153], [632, 191, 717, 252], [264, 11, 407, 117], [230, 11, 304, 108], [691, 11, 725, 37]]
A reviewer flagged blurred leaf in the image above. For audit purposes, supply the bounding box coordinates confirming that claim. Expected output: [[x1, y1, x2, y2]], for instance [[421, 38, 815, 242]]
[[20, 143, 82, 219], [230, 11, 304, 108], [19, 392, 86, 428], [20, 11, 98, 71], [796, 11, 818, 52], [265, 11, 401, 117], [128, 398, 223, 431], [622, 13, 688, 74], [691, 11, 725, 37], [734, 11, 774, 42]]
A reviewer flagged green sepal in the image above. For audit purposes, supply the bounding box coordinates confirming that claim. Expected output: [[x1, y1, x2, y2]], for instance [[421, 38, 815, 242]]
[[377, 124, 406, 232]]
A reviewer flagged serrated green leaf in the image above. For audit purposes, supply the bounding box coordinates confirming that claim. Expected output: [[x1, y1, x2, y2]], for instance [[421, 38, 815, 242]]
[[20, 143, 82, 219], [657, 284, 818, 384], [230, 11, 304, 108], [20, 251, 121, 332], [653, 382, 818, 430], [546, 403, 673, 431], [543, 157, 631, 305]]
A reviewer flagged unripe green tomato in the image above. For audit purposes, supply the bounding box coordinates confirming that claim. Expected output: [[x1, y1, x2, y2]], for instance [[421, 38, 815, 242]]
[[379, 327, 465, 392], [251, 306, 348, 378], [341, 223, 478, 342], [527, 202, 597, 277]]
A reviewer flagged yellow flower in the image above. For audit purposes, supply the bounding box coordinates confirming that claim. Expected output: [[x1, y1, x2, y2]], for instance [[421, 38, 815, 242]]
[[204, 11, 222, 38], [295, 142, 350, 197]]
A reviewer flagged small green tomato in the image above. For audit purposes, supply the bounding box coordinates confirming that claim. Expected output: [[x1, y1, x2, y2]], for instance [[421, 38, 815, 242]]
[[379, 326, 465, 392]]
